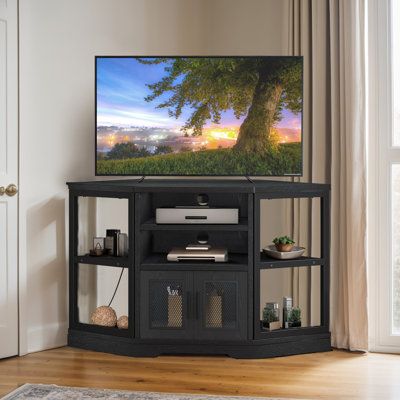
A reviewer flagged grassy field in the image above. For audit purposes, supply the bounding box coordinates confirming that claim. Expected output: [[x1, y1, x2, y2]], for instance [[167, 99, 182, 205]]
[[97, 143, 301, 176]]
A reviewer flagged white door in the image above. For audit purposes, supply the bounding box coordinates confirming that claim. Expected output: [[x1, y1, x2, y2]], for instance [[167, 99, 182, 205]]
[[0, 0, 18, 358]]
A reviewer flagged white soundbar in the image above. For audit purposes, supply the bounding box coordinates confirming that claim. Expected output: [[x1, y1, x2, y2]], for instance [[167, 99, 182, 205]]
[[156, 207, 239, 224]]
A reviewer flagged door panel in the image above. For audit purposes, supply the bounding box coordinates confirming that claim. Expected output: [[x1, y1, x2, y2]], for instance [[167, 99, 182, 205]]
[[0, 0, 18, 358], [194, 272, 247, 340], [0, 16, 6, 173], [140, 271, 193, 339]]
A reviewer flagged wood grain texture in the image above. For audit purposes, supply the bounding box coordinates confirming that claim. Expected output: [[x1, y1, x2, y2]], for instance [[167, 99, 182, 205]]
[[0, 347, 399, 399]]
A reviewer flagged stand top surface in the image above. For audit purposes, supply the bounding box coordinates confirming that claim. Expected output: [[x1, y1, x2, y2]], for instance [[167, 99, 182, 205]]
[[66, 178, 330, 195]]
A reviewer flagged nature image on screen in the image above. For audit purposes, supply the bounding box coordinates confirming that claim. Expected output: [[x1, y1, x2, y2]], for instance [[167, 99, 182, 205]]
[[96, 57, 302, 176]]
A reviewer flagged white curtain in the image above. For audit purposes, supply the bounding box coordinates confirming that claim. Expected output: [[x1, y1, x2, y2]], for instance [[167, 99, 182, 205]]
[[285, 0, 368, 351]]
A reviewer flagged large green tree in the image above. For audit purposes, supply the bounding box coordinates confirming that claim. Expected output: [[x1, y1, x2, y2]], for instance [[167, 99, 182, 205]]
[[139, 57, 302, 153]]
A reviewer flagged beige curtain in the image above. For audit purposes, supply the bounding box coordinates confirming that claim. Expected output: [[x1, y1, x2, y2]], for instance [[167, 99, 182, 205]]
[[285, 0, 368, 351]]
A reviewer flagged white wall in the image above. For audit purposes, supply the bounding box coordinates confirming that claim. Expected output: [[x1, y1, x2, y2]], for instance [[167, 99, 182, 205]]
[[205, 0, 286, 54], [18, 0, 286, 353]]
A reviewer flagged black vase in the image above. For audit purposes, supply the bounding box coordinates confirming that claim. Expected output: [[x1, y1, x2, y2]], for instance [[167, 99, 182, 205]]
[[106, 229, 120, 256]]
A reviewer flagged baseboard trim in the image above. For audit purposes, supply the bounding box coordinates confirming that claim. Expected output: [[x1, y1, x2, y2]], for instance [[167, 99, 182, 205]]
[[27, 322, 68, 353]]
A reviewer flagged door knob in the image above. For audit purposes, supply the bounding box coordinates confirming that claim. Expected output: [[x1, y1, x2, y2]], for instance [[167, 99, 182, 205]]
[[6, 184, 18, 196], [0, 184, 18, 196]]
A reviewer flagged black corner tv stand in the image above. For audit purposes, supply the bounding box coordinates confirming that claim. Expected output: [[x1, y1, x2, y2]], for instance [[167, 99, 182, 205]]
[[67, 178, 331, 359]]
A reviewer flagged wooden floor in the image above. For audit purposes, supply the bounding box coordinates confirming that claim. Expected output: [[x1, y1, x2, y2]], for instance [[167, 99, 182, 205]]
[[0, 347, 399, 399]]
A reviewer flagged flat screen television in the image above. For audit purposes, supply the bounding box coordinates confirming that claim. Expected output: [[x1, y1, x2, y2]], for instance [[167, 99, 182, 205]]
[[96, 56, 303, 176]]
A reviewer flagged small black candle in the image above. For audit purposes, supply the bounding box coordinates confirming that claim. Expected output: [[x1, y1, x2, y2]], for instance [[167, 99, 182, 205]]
[[106, 229, 120, 256]]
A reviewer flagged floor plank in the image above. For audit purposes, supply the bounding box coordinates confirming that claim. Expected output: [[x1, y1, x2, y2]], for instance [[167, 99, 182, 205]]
[[0, 347, 399, 399]]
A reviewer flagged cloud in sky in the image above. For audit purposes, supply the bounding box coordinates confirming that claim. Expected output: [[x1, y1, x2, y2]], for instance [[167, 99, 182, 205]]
[[96, 57, 302, 131], [97, 102, 177, 127]]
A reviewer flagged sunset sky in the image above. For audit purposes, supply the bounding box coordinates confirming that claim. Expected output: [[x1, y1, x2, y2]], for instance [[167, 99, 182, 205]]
[[96, 57, 302, 134]]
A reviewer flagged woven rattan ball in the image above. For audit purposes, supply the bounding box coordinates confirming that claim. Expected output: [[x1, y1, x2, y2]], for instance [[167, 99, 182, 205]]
[[91, 306, 117, 327], [117, 315, 128, 329]]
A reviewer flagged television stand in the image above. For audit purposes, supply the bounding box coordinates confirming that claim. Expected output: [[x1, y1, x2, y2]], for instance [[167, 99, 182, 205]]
[[67, 179, 331, 358]]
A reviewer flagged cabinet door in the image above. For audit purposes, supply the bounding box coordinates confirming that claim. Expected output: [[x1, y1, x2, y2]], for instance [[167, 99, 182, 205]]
[[194, 272, 247, 340], [140, 271, 193, 339]]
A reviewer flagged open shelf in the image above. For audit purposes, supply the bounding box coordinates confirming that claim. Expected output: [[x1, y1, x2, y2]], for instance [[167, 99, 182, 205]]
[[75, 255, 130, 267], [257, 325, 328, 338], [141, 253, 248, 270], [76, 263, 131, 337], [258, 254, 324, 269], [140, 218, 248, 231], [74, 322, 130, 337]]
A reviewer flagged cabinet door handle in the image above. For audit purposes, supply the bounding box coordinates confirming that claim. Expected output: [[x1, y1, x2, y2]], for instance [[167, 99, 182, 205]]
[[195, 292, 200, 320], [186, 291, 191, 319]]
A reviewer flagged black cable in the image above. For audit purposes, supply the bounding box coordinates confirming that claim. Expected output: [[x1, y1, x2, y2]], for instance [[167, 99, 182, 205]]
[[108, 268, 125, 307]]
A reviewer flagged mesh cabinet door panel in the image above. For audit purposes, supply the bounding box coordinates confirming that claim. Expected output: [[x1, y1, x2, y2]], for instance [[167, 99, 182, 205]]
[[204, 281, 238, 329], [149, 280, 184, 329], [195, 271, 247, 340], [140, 271, 192, 339]]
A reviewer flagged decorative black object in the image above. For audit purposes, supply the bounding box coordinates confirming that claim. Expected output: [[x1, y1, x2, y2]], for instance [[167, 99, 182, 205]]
[[106, 229, 120, 256], [197, 232, 209, 244], [67, 178, 331, 358], [197, 193, 209, 206]]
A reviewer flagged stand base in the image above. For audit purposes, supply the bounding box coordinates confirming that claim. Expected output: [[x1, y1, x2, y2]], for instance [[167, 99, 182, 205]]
[[68, 329, 331, 359]]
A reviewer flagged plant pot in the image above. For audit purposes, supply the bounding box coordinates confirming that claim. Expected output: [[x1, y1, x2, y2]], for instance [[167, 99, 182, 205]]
[[261, 320, 281, 331], [289, 321, 301, 328], [275, 243, 294, 252]]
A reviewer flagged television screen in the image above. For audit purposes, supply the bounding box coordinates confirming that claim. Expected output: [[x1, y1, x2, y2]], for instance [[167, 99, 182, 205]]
[[96, 56, 302, 176]]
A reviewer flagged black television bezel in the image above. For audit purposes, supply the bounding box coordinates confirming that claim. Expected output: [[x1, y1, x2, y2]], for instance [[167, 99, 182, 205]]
[[95, 55, 303, 177]]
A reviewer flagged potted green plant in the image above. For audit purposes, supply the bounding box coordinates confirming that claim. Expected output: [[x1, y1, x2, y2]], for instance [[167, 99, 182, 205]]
[[288, 307, 301, 328], [261, 303, 280, 331], [273, 236, 295, 252]]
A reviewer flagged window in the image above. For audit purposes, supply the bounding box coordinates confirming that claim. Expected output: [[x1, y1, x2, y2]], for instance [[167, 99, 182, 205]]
[[368, 0, 400, 352], [392, 165, 400, 334], [390, 0, 400, 336], [392, 0, 400, 147]]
